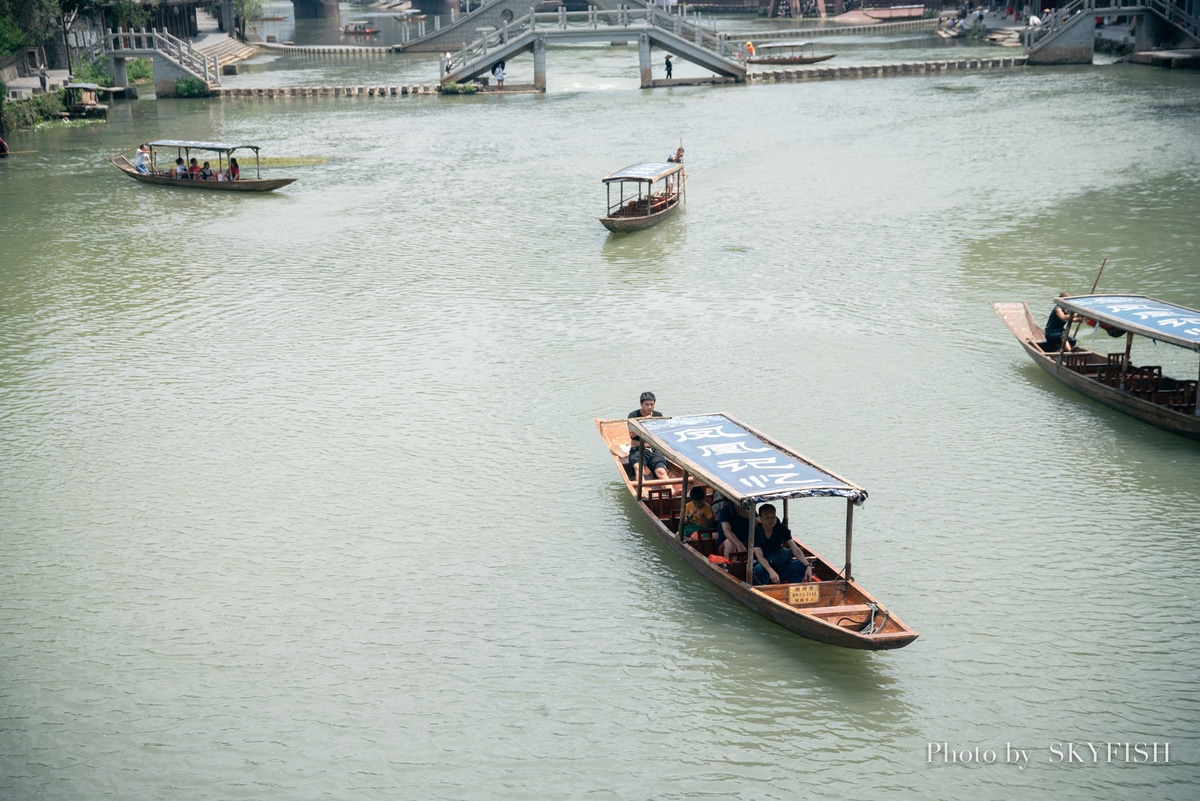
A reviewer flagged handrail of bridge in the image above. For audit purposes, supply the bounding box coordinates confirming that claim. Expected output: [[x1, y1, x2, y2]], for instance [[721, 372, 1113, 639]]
[[106, 27, 220, 85], [1026, 0, 1199, 51], [441, 5, 735, 74]]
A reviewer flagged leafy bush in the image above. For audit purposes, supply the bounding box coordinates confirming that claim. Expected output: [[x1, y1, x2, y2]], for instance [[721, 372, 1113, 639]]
[[174, 77, 209, 98], [1, 91, 65, 131], [74, 56, 115, 88], [127, 58, 153, 83], [440, 82, 477, 95]]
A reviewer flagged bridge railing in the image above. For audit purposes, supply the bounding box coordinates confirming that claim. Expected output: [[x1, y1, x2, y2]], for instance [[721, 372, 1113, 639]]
[[106, 27, 220, 85], [441, 5, 734, 74], [1027, 0, 1200, 51]]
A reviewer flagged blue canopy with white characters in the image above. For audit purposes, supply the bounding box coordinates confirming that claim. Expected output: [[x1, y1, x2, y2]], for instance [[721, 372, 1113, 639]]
[[628, 413, 867, 508], [1057, 295, 1200, 352]]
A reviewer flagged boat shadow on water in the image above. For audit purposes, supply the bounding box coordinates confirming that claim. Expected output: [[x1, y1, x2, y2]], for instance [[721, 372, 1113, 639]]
[[599, 217, 686, 271]]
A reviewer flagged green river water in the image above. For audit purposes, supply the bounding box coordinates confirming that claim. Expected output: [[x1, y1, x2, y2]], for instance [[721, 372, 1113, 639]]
[[2, 15, 1199, 801]]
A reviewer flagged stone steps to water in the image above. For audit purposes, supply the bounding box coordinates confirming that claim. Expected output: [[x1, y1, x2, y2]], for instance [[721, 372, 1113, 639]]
[[211, 56, 1027, 99]]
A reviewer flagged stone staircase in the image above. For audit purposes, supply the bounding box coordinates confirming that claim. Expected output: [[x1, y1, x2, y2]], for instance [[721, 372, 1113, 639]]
[[194, 35, 259, 70]]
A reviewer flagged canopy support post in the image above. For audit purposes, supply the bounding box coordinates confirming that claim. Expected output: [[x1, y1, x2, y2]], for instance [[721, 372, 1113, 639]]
[[677, 470, 689, 541], [636, 445, 645, 501], [845, 498, 854, 583], [1121, 332, 1134, 390], [745, 502, 756, 588]]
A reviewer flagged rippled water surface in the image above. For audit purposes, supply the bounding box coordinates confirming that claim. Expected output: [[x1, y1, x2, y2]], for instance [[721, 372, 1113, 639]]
[[2, 33, 1200, 801]]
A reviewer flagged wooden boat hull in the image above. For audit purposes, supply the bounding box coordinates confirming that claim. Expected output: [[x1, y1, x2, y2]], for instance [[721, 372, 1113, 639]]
[[992, 302, 1200, 441], [599, 195, 681, 232], [109, 156, 296, 192], [596, 418, 918, 650], [748, 54, 836, 65], [341, 28, 380, 35], [864, 6, 925, 20]]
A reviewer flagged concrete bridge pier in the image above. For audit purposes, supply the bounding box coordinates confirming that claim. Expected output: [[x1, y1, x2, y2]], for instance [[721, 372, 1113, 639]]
[[533, 37, 547, 91], [109, 55, 130, 87], [292, 0, 339, 19], [639, 33, 652, 88]]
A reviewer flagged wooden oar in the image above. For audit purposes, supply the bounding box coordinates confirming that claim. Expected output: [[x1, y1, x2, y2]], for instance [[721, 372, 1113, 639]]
[[4, 150, 38, 155]]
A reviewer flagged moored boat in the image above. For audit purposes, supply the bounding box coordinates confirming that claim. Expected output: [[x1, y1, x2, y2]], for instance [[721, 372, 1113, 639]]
[[992, 295, 1200, 440], [863, 4, 926, 20], [599, 161, 685, 233], [61, 83, 108, 119], [747, 41, 836, 66], [109, 140, 297, 192], [596, 413, 918, 650], [340, 20, 380, 35]]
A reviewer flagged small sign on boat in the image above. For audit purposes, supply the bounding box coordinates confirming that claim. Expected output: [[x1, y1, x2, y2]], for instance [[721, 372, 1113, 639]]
[[787, 584, 820, 606]]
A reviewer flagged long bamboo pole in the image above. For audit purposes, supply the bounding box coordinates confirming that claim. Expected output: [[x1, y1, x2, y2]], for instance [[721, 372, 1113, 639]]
[[1069, 258, 1107, 342]]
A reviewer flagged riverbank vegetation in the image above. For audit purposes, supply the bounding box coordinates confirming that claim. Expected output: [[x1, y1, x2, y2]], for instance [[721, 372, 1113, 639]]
[[1, 90, 64, 130]]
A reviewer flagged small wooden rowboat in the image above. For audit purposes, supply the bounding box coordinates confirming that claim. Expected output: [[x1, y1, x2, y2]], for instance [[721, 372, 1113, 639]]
[[599, 161, 685, 233], [992, 295, 1200, 440], [596, 413, 918, 650], [109, 140, 297, 192], [747, 42, 836, 66]]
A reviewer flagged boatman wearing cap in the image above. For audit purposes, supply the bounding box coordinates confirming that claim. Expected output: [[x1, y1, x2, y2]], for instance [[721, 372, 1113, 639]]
[[628, 392, 670, 483]]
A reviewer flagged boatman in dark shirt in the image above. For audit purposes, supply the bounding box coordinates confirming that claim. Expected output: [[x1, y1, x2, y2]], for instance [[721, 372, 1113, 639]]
[[628, 391, 670, 483], [1044, 291, 1078, 353]]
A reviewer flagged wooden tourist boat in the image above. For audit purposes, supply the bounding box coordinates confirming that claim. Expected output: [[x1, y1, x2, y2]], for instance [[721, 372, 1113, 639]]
[[61, 83, 108, 119], [394, 10, 427, 21], [747, 42, 836, 66], [595, 413, 918, 650], [340, 21, 380, 35], [109, 140, 297, 192], [992, 295, 1200, 440], [599, 161, 685, 233], [864, 4, 926, 20]]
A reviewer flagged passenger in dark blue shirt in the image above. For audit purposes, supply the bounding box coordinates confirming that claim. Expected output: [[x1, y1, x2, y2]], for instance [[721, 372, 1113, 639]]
[[715, 495, 751, 559], [750, 504, 813, 586]]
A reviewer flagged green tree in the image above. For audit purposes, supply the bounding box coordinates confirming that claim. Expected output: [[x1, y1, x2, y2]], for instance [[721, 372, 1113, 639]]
[[233, 0, 262, 42], [0, 0, 61, 56]]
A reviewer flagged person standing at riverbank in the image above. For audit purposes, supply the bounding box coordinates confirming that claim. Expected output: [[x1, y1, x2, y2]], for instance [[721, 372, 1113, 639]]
[[664, 53, 673, 79], [38, 63, 47, 92]]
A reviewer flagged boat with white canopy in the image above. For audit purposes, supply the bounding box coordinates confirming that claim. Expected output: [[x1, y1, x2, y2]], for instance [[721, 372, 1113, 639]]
[[599, 161, 685, 232], [992, 294, 1200, 440], [596, 413, 918, 650], [747, 41, 836, 66], [109, 140, 297, 192]]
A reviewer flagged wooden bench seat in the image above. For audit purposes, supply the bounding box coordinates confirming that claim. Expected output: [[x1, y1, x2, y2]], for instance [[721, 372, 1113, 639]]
[[799, 603, 876, 616]]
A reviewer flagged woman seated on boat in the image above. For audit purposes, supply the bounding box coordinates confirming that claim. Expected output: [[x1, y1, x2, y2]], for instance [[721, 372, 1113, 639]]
[[681, 486, 714, 541], [227, 157, 240, 181], [751, 504, 814, 586], [188, 158, 201, 179], [174, 157, 189, 179], [1044, 291, 1079, 352], [198, 161, 214, 181]]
